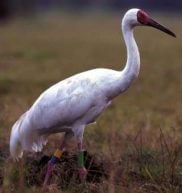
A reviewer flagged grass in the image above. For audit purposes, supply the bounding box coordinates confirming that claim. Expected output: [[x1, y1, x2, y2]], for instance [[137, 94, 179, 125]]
[[0, 11, 182, 192]]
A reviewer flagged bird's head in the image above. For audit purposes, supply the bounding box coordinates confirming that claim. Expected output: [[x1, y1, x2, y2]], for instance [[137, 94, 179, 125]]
[[122, 8, 176, 37]]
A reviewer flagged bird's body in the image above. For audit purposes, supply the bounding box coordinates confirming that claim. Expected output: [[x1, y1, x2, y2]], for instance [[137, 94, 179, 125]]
[[30, 69, 116, 132], [10, 9, 176, 182], [10, 66, 138, 157], [10, 9, 143, 158], [27, 66, 138, 130]]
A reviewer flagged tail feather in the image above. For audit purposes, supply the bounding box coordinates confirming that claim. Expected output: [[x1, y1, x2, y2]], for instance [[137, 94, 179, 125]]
[[10, 112, 47, 160], [10, 116, 24, 160]]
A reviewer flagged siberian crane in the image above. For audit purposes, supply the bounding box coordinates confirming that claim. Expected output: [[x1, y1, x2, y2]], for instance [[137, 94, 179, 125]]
[[10, 8, 176, 185]]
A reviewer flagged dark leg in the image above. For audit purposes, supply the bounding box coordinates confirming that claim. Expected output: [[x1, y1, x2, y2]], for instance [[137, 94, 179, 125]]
[[43, 132, 73, 186], [77, 141, 87, 182], [43, 148, 64, 185], [74, 126, 87, 181]]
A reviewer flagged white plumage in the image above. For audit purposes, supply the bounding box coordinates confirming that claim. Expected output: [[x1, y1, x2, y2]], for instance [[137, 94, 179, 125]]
[[10, 9, 175, 160]]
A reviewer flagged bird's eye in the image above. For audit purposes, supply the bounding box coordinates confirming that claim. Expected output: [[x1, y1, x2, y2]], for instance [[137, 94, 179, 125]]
[[137, 10, 149, 25]]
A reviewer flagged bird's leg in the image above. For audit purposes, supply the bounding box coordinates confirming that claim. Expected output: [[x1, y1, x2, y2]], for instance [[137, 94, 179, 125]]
[[75, 126, 87, 181], [77, 141, 87, 182], [44, 130, 73, 186], [43, 144, 65, 186], [43, 131, 73, 186]]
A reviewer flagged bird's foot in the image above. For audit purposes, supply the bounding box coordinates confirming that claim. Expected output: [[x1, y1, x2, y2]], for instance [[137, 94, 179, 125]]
[[43, 161, 55, 186], [78, 167, 87, 182]]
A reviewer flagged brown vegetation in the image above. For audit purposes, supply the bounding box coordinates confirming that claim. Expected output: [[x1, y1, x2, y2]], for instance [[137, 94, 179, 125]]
[[0, 11, 181, 192]]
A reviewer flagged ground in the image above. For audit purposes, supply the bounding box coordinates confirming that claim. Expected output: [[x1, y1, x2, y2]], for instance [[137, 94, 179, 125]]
[[0, 10, 181, 193]]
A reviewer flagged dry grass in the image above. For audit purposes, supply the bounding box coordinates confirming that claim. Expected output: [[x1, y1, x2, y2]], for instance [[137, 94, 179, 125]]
[[0, 11, 181, 193]]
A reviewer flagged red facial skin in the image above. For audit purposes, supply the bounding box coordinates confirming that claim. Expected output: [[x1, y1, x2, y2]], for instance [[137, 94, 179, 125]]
[[136, 10, 176, 37], [137, 10, 149, 25]]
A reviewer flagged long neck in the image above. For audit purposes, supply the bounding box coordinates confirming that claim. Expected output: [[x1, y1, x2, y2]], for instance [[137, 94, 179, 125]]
[[121, 23, 140, 83], [102, 20, 141, 100], [106, 22, 141, 100]]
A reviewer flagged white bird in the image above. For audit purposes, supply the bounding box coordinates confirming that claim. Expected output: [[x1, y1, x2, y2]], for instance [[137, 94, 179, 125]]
[[9, 8, 175, 185]]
